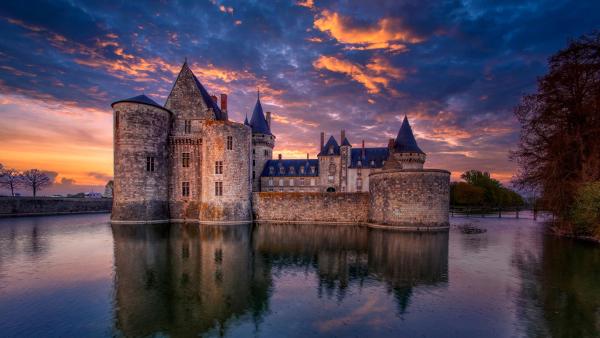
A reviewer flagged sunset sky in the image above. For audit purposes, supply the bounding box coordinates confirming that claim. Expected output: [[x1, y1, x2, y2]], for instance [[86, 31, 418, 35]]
[[0, 0, 598, 195]]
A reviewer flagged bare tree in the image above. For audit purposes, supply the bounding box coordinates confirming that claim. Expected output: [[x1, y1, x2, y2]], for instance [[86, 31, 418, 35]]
[[21, 169, 52, 198], [0, 164, 23, 197]]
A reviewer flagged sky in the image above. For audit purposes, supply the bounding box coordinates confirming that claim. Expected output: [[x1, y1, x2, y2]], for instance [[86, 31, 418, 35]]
[[0, 0, 598, 195]]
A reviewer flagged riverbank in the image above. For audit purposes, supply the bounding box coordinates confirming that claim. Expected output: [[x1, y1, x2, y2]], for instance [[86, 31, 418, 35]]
[[0, 197, 112, 217]]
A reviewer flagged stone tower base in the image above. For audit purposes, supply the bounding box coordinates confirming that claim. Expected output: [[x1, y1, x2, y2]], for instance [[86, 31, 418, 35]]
[[368, 169, 450, 229]]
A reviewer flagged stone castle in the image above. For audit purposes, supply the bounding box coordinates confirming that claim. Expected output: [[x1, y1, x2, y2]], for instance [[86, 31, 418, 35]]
[[111, 61, 450, 229]]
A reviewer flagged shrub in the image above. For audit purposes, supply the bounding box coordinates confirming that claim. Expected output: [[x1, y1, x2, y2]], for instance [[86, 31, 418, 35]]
[[570, 181, 600, 237]]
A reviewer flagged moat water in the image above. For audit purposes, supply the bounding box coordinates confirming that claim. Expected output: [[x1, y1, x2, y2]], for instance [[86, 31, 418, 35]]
[[0, 213, 598, 338]]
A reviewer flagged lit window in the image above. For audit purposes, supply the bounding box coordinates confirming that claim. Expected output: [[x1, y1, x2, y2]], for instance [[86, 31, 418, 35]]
[[215, 161, 223, 174], [182, 153, 190, 168], [146, 156, 155, 172], [227, 136, 233, 150], [371, 160, 375, 166], [329, 146, 334, 154], [182, 182, 190, 197], [215, 181, 223, 196], [184, 120, 191, 133]]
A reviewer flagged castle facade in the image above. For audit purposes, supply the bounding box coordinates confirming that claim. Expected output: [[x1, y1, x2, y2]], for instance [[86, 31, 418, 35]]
[[111, 61, 450, 228]]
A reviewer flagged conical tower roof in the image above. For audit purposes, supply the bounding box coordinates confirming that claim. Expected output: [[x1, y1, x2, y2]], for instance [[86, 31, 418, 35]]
[[319, 136, 340, 155], [111, 94, 168, 111], [394, 116, 424, 154], [249, 91, 272, 135]]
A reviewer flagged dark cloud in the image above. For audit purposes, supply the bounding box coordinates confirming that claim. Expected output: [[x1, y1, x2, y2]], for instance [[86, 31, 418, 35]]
[[1, 0, 599, 183]]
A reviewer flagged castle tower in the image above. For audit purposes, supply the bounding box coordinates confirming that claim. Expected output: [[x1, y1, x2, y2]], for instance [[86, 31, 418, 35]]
[[369, 115, 450, 229], [318, 135, 341, 192], [111, 95, 171, 222], [339, 130, 351, 192], [383, 116, 426, 170], [248, 92, 275, 191]]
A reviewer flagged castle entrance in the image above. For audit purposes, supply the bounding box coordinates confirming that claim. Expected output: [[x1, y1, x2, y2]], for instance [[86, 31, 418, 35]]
[[326, 187, 336, 192]]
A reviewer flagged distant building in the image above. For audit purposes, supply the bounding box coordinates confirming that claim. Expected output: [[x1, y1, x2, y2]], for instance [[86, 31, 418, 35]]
[[85, 192, 103, 199], [103, 180, 113, 198]]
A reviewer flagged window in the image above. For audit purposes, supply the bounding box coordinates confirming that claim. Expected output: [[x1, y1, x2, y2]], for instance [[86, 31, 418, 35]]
[[290, 179, 294, 186], [279, 179, 284, 187], [300, 166, 305, 174], [357, 178, 363, 190], [310, 178, 315, 186], [227, 136, 233, 150], [215, 181, 223, 196], [328, 146, 334, 154], [215, 161, 223, 174], [328, 175, 334, 183], [253, 160, 255, 166], [264, 150, 269, 156], [146, 156, 155, 172], [252, 171, 255, 179], [268, 178, 273, 186], [382, 160, 386, 166], [289, 167, 295, 175], [184, 120, 191, 133], [253, 149, 255, 154], [182, 182, 190, 197], [357, 160, 362, 167], [371, 160, 375, 166], [299, 178, 304, 186], [329, 163, 336, 174], [182, 153, 190, 168], [269, 166, 274, 175], [279, 166, 285, 174], [310, 166, 315, 174]]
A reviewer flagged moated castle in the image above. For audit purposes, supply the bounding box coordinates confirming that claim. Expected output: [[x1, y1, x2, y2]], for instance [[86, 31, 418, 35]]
[[111, 61, 450, 229]]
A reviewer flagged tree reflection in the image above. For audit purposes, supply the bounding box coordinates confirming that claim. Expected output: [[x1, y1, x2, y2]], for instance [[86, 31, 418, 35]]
[[514, 235, 600, 338]]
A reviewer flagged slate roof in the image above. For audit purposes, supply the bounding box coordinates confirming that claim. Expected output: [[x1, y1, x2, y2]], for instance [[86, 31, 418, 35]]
[[261, 159, 319, 177], [341, 137, 351, 147], [394, 116, 424, 154], [111, 94, 170, 111], [349, 148, 389, 168], [249, 95, 272, 135], [319, 136, 340, 156], [189, 67, 226, 120]]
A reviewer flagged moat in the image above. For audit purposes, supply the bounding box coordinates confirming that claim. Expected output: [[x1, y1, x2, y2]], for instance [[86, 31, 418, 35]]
[[0, 213, 598, 338]]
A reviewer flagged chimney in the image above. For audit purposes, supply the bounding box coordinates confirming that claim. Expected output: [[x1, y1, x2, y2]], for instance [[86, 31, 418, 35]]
[[220, 93, 228, 112], [341, 129, 346, 143], [278, 153, 282, 160], [211, 95, 218, 104], [320, 132, 325, 152], [388, 138, 395, 150], [361, 140, 365, 159], [266, 111, 271, 127], [306, 153, 309, 160]]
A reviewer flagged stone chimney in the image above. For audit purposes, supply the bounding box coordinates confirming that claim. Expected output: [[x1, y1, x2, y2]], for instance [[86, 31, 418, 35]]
[[320, 132, 324, 152], [220, 93, 228, 112], [306, 153, 309, 160], [388, 138, 395, 150], [211, 95, 218, 104], [278, 153, 282, 160], [341, 129, 346, 143], [266, 111, 271, 127], [362, 140, 365, 159]]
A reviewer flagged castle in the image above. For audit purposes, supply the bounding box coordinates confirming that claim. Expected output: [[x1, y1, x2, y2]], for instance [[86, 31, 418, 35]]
[[111, 61, 450, 229]]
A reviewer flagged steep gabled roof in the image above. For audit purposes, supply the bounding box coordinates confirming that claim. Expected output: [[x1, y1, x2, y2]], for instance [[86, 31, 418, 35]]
[[394, 116, 424, 154], [341, 137, 351, 147], [261, 159, 319, 177], [249, 94, 272, 135], [319, 136, 340, 156], [349, 147, 389, 168]]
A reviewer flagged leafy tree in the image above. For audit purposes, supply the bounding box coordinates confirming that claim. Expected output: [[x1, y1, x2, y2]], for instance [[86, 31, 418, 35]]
[[21, 169, 52, 198], [451, 182, 485, 206], [0, 164, 23, 197], [512, 32, 600, 226], [570, 181, 600, 237]]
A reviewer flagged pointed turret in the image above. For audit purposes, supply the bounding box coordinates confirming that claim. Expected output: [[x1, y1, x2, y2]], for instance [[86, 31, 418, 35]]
[[244, 114, 249, 126], [319, 136, 340, 155], [249, 91, 272, 135], [394, 116, 424, 154]]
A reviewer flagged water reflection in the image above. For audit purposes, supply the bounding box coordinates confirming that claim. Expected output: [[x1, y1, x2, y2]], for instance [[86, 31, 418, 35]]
[[113, 223, 449, 336]]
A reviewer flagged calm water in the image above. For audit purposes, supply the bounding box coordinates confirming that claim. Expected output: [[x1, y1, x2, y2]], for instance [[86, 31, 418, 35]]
[[0, 214, 598, 337]]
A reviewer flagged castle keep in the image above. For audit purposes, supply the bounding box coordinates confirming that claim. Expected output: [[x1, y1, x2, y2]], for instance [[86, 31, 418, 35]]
[[111, 61, 450, 229]]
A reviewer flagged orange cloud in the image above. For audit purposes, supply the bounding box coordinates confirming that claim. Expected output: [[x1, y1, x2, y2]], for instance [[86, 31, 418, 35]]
[[313, 55, 405, 93], [297, 0, 315, 8], [314, 10, 422, 51]]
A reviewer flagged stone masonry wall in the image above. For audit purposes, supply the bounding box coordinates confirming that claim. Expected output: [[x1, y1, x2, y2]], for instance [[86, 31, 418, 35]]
[[252, 192, 369, 223], [368, 169, 450, 227], [0, 197, 112, 216]]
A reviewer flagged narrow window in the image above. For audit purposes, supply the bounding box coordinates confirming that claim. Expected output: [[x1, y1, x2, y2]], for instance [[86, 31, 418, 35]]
[[268, 178, 273, 186], [329, 146, 334, 154], [371, 160, 375, 166], [215, 181, 223, 196], [299, 178, 304, 186], [310, 179, 315, 186], [182, 181, 190, 197], [253, 160, 255, 166], [182, 152, 190, 168], [146, 156, 155, 172], [279, 179, 283, 187], [289, 167, 295, 175], [269, 167, 274, 175], [310, 166, 315, 174], [252, 171, 255, 179], [264, 150, 268, 156], [184, 120, 191, 133], [215, 161, 223, 174], [279, 166, 285, 174], [300, 166, 305, 174], [227, 136, 233, 150], [290, 179, 294, 187]]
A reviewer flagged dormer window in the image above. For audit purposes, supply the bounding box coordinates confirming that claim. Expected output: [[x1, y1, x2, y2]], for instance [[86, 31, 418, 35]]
[[310, 166, 315, 174], [357, 160, 362, 167], [371, 160, 375, 166], [269, 166, 275, 175], [328, 146, 334, 154], [289, 167, 295, 175], [300, 166, 305, 174], [279, 166, 285, 174]]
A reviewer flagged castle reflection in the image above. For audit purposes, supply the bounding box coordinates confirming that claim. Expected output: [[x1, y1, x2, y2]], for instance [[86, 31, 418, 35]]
[[112, 223, 448, 337]]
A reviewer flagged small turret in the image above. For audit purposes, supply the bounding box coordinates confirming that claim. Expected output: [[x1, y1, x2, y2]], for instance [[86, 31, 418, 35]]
[[384, 116, 426, 170], [248, 90, 275, 191]]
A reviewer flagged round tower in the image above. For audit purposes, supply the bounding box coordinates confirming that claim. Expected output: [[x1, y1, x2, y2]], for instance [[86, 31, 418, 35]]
[[247, 93, 275, 191], [111, 95, 171, 223], [369, 116, 450, 230]]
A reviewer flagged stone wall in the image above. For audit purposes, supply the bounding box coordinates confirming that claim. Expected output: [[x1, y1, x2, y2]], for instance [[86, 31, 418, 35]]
[[252, 192, 369, 223], [368, 169, 450, 227], [0, 197, 112, 216], [112, 102, 171, 222]]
